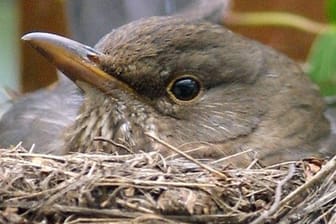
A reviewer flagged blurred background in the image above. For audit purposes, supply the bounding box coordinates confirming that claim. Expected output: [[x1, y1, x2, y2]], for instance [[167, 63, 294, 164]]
[[0, 0, 334, 99]]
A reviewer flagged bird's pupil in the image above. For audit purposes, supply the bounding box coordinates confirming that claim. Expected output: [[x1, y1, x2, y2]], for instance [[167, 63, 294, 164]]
[[171, 77, 200, 101]]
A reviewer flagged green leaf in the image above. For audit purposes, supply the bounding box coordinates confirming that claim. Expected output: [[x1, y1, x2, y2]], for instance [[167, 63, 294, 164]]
[[326, 0, 336, 24], [307, 29, 336, 96]]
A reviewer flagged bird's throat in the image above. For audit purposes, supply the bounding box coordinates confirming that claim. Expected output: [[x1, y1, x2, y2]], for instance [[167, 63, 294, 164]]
[[62, 86, 154, 154]]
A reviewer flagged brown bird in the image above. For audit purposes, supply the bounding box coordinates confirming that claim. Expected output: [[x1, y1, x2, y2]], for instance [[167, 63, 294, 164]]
[[0, 16, 334, 166]]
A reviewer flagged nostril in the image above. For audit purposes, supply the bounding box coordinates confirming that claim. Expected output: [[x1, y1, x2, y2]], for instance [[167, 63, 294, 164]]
[[87, 53, 101, 64]]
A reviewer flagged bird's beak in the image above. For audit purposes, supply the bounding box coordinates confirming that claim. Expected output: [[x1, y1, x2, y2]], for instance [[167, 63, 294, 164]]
[[22, 32, 131, 93]]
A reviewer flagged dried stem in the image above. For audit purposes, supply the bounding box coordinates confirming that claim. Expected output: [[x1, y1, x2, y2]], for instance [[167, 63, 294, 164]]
[[225, 12, 331, 34]]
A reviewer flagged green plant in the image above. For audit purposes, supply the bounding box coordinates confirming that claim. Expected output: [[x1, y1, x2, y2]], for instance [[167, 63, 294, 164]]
[[308, 0, 336, 96], [225, 1, 336, 96]]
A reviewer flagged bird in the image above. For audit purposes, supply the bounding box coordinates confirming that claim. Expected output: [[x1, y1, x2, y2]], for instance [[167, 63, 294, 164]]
[[0, 16, 334, 166]]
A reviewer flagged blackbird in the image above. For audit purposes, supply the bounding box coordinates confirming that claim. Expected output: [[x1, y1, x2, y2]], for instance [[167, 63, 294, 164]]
[[0, 16, 334, 166]]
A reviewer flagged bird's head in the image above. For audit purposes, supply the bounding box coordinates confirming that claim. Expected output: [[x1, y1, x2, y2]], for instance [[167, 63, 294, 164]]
[[22, 17, 330, 164]]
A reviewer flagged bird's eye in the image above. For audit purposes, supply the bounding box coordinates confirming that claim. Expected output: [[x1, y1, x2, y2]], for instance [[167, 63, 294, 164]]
[[168, 76, 201, 102]]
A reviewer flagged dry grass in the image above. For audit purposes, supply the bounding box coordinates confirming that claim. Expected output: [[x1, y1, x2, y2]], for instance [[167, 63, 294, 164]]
[[0, 141, 335, 224]]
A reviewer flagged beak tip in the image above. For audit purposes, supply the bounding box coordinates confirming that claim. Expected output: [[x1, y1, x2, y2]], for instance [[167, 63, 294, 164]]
[[21, 32, 59, 44], [21, 32, 38, 42]]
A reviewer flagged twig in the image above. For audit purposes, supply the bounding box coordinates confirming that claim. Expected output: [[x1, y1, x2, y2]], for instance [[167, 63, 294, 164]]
[[64, 217, 131, 224], [145, 132, 227, 180], [93, 136, 134, 154], [310, 204, 336, 224], [2, 152, 67, 161], [132, 214, 178, 224], [225, 12, 330, 34], [330, 209, 336, 224], [250, 164, 295, 224], [28, 144, 35, 153], [116, 198, 154, 214], [246, 159, 260, 169], [279, 155, 336, 208], [304, 173, 336, 212], [12, 142, 23, 151], [53, 205, 141, 218], [210, 149, 253, 164], [99, 178, 216, 188]]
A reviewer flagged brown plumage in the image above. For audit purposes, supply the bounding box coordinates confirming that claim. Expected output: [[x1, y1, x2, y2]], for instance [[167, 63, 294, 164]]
[[0, 16, 334, 166]]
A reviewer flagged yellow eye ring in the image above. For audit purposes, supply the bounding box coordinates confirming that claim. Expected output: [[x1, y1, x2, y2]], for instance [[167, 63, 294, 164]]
[[167, 75, 202, 103]]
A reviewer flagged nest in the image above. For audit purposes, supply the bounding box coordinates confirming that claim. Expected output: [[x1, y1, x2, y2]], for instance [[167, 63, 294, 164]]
[[0, 139, 335, 224]]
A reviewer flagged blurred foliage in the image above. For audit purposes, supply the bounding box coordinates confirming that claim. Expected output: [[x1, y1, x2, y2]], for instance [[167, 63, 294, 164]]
[[227, 1, 336, 96], [308, 29, 336, 96], [326, 0, 336, 23], [307, 0, 336, 96]]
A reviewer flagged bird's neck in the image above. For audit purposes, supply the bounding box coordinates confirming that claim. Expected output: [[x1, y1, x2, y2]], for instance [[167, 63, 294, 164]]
[[62, 86, 157, 154]]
